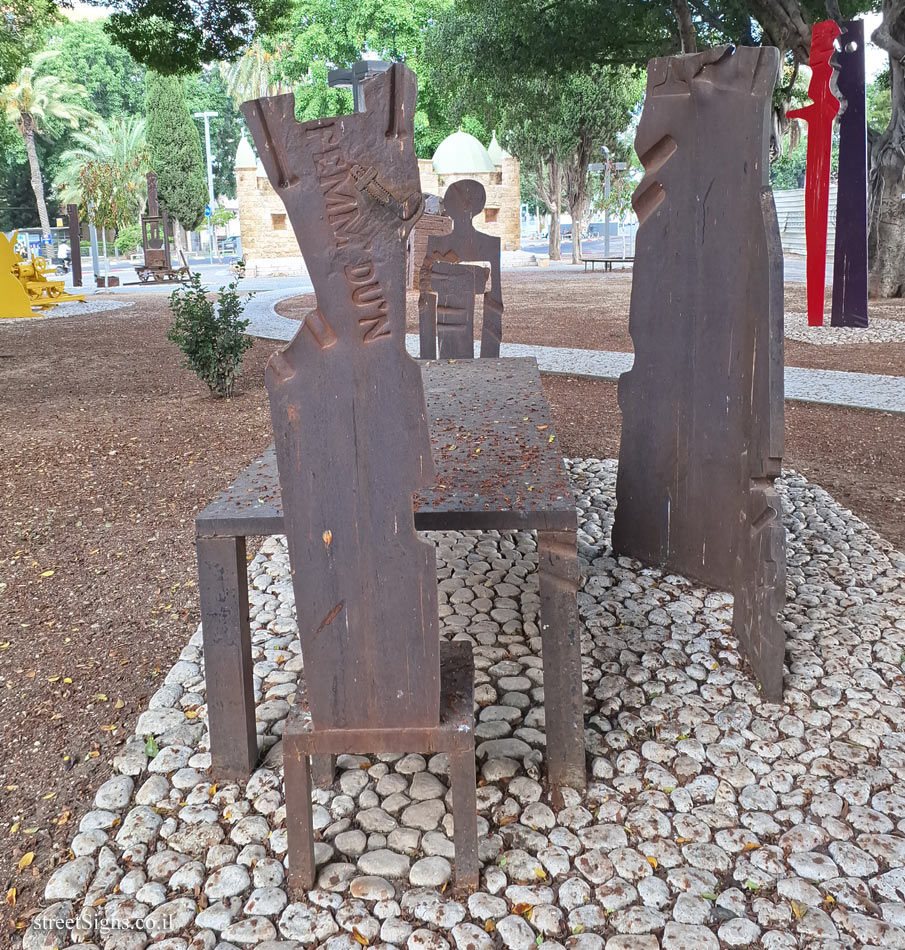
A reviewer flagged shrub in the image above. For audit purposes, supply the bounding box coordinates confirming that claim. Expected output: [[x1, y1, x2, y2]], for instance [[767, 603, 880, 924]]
[[167, 272, 255, 398], [115, 223, 142, 256]]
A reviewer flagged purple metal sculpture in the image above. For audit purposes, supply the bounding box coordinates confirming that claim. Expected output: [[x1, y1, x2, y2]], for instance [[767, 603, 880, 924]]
[[831, 20, 870, 328]]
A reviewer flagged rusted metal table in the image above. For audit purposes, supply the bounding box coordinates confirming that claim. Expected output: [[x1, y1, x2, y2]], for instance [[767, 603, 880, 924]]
[[196, 357, 585, 791]]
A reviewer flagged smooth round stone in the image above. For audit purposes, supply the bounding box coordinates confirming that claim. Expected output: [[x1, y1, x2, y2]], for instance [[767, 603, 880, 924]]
[[357, 849, 411, 878], [95, 776, 135, 810], [495, 914, 536, 950], [243, 887, 287, 916], [204, 865, 251, 899], [335, 830, 367, 857], [409, 856, 452, 888], [350, 876, 395, 901]]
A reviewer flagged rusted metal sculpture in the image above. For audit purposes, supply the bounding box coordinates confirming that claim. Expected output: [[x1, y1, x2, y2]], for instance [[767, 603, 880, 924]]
[[135, 172, 189, 283], [612, 46, 787, 701], [327, 60, 391, 113], [418, 179, 504, 359], [67, 204, 83, 288], [788, 21, 841, 327], [831, 20, 869, 328], [241, 64, 478, 892]]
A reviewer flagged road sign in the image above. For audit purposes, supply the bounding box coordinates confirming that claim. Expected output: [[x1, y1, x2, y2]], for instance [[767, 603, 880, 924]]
[[588, 163, 605, 172], [615, 162, 628, 170], [205, 205, 212, 218]]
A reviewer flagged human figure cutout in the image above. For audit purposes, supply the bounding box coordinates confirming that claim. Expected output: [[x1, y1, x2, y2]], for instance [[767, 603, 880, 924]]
[[418, 179, 504, 359]]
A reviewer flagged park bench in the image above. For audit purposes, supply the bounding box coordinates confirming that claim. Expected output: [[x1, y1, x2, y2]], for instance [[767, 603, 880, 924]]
[[583, 255, 634, 272]]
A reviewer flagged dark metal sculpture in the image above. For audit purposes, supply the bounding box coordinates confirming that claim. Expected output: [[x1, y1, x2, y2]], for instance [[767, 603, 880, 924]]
[[241, 64, 478, 891], [418, 180, 504, 359], [788, 21, 841, 327], [67, 203, 82, 288], [135, 172, 189, 283], [612, 46, 787, 701], [831, 20, 870, 328], [196, 358, 587, 794]]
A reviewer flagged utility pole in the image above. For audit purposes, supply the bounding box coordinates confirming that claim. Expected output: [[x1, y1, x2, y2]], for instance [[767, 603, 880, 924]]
[[194, 111, 218, 264]]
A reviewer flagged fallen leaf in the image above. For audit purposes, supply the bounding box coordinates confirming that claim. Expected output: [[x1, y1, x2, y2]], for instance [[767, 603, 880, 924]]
[[39, 570, 54, 578], [352, 927, 369, 946], [512, 903, 533, 916], [646, 855, 659, 869], [5, 887, 15, 907], [791, 900, 806, 919], [94, 693, 109, 702], [484, 920, 495, 933], [742, 842, 760, 852], [17, 852, 34, 872]]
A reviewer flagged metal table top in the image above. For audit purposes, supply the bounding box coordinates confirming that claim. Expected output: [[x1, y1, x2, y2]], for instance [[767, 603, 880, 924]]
[[196, 357, 576, 537]]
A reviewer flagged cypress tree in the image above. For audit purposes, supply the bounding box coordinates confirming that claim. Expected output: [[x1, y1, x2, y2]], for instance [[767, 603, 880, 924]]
[[144, 70, 207, 237]]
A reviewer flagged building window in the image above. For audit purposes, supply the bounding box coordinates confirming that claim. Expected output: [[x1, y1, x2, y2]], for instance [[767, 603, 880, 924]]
[[272, 213, 287, 231], [484, 207, 499, 223]]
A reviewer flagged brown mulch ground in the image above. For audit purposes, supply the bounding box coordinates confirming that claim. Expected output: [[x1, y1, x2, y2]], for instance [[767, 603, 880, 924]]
[[278, 269, 905, 376], [1, 277, 903, 937]]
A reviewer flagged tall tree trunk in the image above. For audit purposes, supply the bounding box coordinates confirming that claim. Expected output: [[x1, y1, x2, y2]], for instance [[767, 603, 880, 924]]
[[22, 114, 51, 236], [548, 157, 562, 261], [673, 0, 698, 53], [746, 0, 812, 63], [565, 132, 594, 264], [869, 0, 905, 297]]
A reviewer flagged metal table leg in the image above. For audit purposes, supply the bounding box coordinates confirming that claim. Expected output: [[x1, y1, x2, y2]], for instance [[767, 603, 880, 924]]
[[197, 533, 258, 778], [537, 527, 586, 792]]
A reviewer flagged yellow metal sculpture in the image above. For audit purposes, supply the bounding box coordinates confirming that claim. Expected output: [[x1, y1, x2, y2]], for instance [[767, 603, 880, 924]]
[[1, 231, 86, 318], [1, 232, 35, 319]]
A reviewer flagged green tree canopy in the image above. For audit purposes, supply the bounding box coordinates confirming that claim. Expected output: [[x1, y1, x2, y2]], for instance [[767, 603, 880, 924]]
[[99, 0, 291, 75], [144, 70, 208, 234], [45, 19, 145, 119]]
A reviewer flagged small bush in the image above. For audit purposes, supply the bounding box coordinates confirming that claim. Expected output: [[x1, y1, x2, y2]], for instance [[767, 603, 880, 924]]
[[115, 224, 142, 256], [167, 272, 255, 398]]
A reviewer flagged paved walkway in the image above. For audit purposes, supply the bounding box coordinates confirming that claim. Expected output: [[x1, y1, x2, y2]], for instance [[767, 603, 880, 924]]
[[243, 291, 905, 416]]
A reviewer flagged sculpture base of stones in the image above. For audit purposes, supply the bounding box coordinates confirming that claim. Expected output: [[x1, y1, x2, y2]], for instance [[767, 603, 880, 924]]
[[612, 46, 787, 701], [241, 64, 478, 893], [418, 179, 504, 359]]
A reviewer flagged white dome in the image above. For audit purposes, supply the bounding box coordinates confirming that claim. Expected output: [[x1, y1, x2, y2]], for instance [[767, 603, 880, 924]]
[[234, 135, 256, 169], [432, 130, 496, 175], [487, 131, 511, 165]]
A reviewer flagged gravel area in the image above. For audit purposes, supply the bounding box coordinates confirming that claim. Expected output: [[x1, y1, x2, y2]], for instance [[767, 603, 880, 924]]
[[785, 313, 905, 345], [1, 299, 133, 322], [16, 460, 905, 950]]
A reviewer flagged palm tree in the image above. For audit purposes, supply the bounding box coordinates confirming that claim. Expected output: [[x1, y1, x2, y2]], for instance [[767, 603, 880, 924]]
[[0, 50, 93, 236], [55, 115, 149, 220], [221, 42, 288, 106]]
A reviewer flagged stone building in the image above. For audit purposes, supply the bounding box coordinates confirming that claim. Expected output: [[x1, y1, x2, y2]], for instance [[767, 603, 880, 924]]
[[417, 130, 521, 252], [234, 130, 521, 276]]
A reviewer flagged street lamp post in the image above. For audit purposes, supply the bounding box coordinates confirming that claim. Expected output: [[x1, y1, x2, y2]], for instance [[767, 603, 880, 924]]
[[601, 146, 612, 259], [194, 111, 218, 264]]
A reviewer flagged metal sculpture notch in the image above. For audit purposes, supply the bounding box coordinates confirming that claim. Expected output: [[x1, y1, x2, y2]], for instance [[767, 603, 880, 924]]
[[241, 65, 436, 732], [831, 20, 869, 328], [612, 46, 787, 701], [788, 20, 841, 327], [418, 179, 504, 359]]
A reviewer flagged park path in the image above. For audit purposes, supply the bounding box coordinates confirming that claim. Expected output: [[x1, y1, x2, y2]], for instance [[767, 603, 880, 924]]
[[243, 289, 905, 416]]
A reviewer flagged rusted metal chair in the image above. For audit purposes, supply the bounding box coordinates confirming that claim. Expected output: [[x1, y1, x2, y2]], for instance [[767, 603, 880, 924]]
[[418, 179, 504, 360], [241, 63, 479, 894]]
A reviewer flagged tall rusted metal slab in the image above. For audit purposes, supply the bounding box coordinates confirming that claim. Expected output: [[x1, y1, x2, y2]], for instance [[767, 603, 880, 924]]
[[831, 20, 870, 328], [241, 67, 441, 731], [612, 46, 787, 700], [418, 179, 504, 359], [67, 204, 82, 288]]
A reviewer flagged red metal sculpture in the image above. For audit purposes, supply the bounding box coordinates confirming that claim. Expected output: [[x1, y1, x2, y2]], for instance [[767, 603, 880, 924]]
[[787, 20, 841, 327]]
